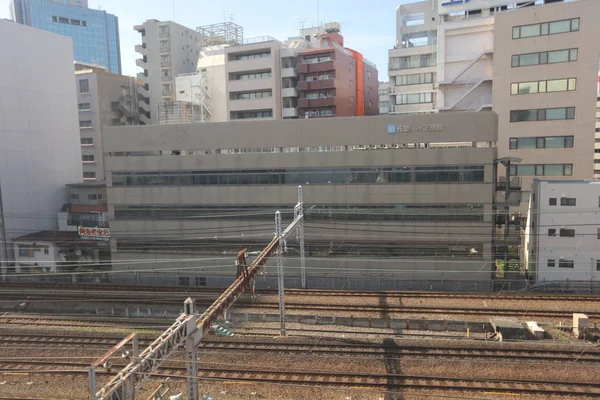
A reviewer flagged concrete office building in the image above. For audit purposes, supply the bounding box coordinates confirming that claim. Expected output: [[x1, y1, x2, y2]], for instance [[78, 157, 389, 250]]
[[10, 0, 121, 74], [379, 82, 390, 114], [134, 20, 203, 124], [388, 0, 600, 209], [594, 93, 600, 179], [74, 63, 138, 181], [388, 0, 438, 115], [102, 112, 499, 290], [525, 180, 600, 283], [0, 21, 83, 273]]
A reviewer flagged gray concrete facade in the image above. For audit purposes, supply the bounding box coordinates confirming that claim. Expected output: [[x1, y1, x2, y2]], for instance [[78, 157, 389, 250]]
[[102, 112, 498, 289]]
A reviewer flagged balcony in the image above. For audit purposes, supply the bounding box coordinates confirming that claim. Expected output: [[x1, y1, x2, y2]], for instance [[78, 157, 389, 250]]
[[161, 74, 173, 82], [495, 191, 522, 206], [283, 108, 299, 118], [228, 97, 274, 112], [138, 100, 150, 113], [228, 58, 273, 73], [297, 60, 336, 74], [137, 72, 148, 84], [282, 87, 298, 98], [135, 44, 146, 55], [282, 67, 296, 78], [137, 85, 149, 98], [297, 79, 335, 91], [159, 45, 171, 53], [136, 58, 147, 69], [161, 61, 171, 68], [298, 97, 335, 108], [139, 113, 151, 125]]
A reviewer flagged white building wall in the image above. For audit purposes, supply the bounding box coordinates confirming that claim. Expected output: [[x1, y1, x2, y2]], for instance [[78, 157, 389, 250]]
[[12, 242, 59, 273], [528, 180, 600, 282], [0, 21, 83, 254]]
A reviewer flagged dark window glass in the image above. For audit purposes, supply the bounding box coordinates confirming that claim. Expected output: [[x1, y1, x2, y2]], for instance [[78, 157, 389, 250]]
[[547, 259, 555, 268], [560, 197, 576, 206], [559, 228, 575, 237], [549, 198, 557, 206], [559, 260, 574, 268], [548, 229, 556, 237]]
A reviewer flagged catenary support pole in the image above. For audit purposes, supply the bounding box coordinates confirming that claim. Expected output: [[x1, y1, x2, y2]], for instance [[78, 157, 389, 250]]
[[275, 211, 286, 336], [88, 366, 96, 400], [184, 299, 199, 400], [296, 186, 306, 288]]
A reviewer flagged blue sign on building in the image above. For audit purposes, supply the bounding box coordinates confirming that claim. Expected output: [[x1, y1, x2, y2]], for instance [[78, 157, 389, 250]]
[[441, 0, 471, 6], [387, 124, 397, 134], [11, 0, 121, 74]]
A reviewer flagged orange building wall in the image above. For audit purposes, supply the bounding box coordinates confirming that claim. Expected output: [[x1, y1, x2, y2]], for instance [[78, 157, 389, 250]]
[[347, 48, 365, 116]]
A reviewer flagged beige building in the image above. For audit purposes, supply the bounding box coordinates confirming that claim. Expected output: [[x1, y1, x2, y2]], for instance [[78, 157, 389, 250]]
[[225, 38, 285, 120], [74, 63, 138, 181], [594, 93, 600, 179], [102, 112, 499, 290]]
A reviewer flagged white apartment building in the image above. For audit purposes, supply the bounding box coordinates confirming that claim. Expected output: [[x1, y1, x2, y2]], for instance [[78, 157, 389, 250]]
[[174, 46, 229, 123], [0, 20, 83, 274], [379, 82, 390, 114], [525, 180, 600, 283], [595, 92, 600, 179], [388, 0, 438, 114], [389, 0, 600, 210], [134, 20, 202, 124], [74, 63, 138, 181]]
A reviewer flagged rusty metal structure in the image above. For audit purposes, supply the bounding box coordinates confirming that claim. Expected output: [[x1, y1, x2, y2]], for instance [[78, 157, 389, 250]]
[[94, 187, 305, 400]]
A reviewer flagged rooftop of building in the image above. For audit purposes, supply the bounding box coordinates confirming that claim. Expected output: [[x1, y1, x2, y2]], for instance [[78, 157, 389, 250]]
[[13, 231, 78, 243]]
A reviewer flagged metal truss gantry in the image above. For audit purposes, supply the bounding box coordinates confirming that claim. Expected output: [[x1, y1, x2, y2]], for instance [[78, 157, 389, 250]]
[[94, 187, 305, 400]]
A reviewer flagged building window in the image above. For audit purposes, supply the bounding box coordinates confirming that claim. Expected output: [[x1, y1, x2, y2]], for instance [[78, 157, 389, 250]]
[[83, 172, 96, 180], [70, 193, 80, 200], [78, 103, 91, 111], [549, 198, 557, 206], [234, 51, 271, 61], [395, 92, 433, 105], [597, 260, 600, 271], [82, 155, 95, 163], [302, 55, 331, 64], [547, 259, 555, 268], [559, 228, 575, 237], [511, 48, 578, 67], [394, 73, 433, 86], [178, 277, 190, 286], [195, 277, 207, 286], [81, 138, 94, 146], [79, 79, 89, 94], [548, 229, 556, 237], [389, 54, 434, 71], [79, 120, 92, 128], [558, 260, 574, 268], [306, 92, 332, 100], [88, 194, 98, 200], [510, 164, 573, 176], [44, 247, 49, 255], [304, 74, 332, 82], [512, 18, 579, 39], [509, 136, 573, 149], [597, 228, 600, 240], [511, 78, 576, 95], [18, 247, 29, 257], [560, 197, 576, 206], [233, 71, 272, 81], [233, 90, 272, 100], [234, 110, 273, 119], [510, 107, 575, 122]]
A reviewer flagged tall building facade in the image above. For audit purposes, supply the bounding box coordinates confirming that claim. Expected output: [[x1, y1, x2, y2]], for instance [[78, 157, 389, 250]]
[[379, 82, 390, 114], [10, 0, 121, 74], [134, 20, 203, 124], [74, 63, 139, 181], [388, 0, 600, 209], [0, 20, 83, 275]]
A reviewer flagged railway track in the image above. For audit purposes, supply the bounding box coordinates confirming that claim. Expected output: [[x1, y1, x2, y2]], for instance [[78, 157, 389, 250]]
[[1, 360, 599, 397], [2, 334, 599, 364], [2, 282, 599, 301]]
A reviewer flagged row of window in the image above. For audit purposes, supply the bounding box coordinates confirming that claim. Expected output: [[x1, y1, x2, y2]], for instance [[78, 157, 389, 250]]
[[234, 52, 270, 61], [509, 136, 573, 150], [111, 166, 485, 187], [114, 204, 485, 222], [548, 197, 576, 206], [510, 107, 575, 123], [510, 78, 576, 96], [78, 103, 91, 111], [547, 228, 575, 238], [70, 193, 103, 201], [303, 55, 332, 64], [389, 54, 434, 71], [513, 18, 579, 39], [52, 16, 87, 26], [546, 259, 578, 269], [79, 79, 89, 94], [509, 164, 572, 177], [305, 92, 332, 100], [511, 48, 578, 68], [233, 110, 273, 119], [79, 120, 92, 128], [305, 74, 333, 82], [233, 91, 272, 100], [303, 109, 334, 117], [82, 155, 95, 163], [81, 138, 94, 146], [83, 172, 96, 180], [394, 73, 433, 87], [233, 71, 271, 81], [395, 92, 433, 105]]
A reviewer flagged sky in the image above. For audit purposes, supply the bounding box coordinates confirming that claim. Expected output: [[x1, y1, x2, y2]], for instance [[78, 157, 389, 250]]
[[0, 0, 413, 79]]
